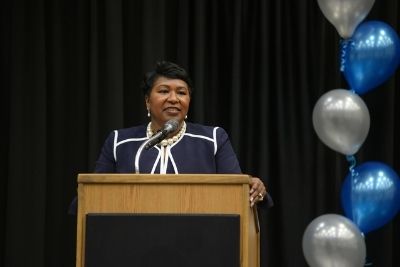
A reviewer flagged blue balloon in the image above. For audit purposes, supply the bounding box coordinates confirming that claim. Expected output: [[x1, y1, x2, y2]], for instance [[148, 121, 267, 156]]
[[341, 161, 400, 234], [341, 20, 400, 95]]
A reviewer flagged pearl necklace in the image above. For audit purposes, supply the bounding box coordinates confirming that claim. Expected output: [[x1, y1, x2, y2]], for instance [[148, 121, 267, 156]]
[[147, 121, 186, 147]]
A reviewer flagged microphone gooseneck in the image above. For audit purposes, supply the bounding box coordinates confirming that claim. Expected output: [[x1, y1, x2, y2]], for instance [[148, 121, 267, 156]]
[[134, 119, 180, 173], [144, 119, 179, 150]]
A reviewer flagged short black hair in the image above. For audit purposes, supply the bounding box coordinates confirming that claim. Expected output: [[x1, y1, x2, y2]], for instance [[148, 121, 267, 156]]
[[141, 61, 193, 97]]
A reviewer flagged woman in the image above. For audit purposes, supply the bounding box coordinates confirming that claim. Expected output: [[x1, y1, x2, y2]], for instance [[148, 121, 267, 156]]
[[95, 61, 269, 207]]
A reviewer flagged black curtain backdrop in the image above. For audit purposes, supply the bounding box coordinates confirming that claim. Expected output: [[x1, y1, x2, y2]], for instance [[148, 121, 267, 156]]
[[1, 0, 399, 266]]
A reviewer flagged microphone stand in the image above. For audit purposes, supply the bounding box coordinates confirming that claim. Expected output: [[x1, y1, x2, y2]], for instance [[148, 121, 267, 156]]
[[134, 119, 178, 173], [134, 138, 153, 174]]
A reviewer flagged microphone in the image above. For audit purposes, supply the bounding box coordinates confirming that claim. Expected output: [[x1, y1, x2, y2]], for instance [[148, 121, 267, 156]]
[[134, 119, 180, 173], [144, 119, 179, 150]]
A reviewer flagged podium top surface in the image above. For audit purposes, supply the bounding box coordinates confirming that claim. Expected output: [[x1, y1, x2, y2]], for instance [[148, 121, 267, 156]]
[[78, 173, 251, 184]]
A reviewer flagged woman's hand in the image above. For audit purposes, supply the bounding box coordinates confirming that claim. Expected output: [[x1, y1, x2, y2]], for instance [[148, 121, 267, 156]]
[[249, 177, 267, 207]]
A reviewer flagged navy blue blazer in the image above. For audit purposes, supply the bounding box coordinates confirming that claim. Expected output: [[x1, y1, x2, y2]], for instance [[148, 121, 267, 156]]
[[69, 122, 272, 214], [95, 122, 242, 174]]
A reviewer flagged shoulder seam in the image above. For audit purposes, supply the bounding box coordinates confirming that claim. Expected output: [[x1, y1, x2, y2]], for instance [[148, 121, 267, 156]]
[[213, 127, 219, 155], [113, 130, 118, 161], [184, 133, 214, 142]]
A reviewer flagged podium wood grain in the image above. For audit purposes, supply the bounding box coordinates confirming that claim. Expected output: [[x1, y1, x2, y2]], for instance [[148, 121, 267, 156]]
[[76, 174, 259, 267]]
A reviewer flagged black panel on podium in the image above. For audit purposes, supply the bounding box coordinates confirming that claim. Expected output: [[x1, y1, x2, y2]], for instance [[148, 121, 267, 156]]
[[85, 214, 240, 267]]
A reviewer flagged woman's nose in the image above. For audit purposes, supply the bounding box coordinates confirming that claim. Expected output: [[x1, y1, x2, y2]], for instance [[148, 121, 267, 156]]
[[168, 91, 179, 102]]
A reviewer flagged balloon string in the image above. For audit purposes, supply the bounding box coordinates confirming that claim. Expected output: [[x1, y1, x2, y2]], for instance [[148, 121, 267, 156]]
[[346, 155, 357, 225], [339, 38, 353, 73], [346, 155, 356, 173], [339, 39, 348, 72]]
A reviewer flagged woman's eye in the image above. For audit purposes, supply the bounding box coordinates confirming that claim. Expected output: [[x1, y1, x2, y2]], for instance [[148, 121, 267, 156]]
[[158, 89, 169, 94], [178, 91, 187, 95]]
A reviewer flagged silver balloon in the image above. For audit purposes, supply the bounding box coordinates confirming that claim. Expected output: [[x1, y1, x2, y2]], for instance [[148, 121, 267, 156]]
[[302, 214, 366, 267], [312, 89, 370, 155], [317, 0, 375, 38]]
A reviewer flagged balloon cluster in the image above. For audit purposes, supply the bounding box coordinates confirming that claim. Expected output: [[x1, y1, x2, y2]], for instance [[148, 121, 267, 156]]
[[303, 1, 400, 266]]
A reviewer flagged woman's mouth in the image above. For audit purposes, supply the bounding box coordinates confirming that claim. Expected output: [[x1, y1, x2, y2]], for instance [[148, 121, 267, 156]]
[[164, 107, 181, 114]]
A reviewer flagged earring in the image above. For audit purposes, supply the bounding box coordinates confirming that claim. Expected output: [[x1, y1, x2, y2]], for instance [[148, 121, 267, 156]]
[[147, 109, 150, 118], [185, 114, 188, 119]]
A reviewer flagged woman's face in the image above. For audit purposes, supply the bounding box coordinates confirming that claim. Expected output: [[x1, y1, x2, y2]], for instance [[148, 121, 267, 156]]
[[145, 76, 190, 130]]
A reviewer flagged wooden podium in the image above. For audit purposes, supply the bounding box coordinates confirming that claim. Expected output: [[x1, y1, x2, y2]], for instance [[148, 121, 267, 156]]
[[76, 174, 260, 267]]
